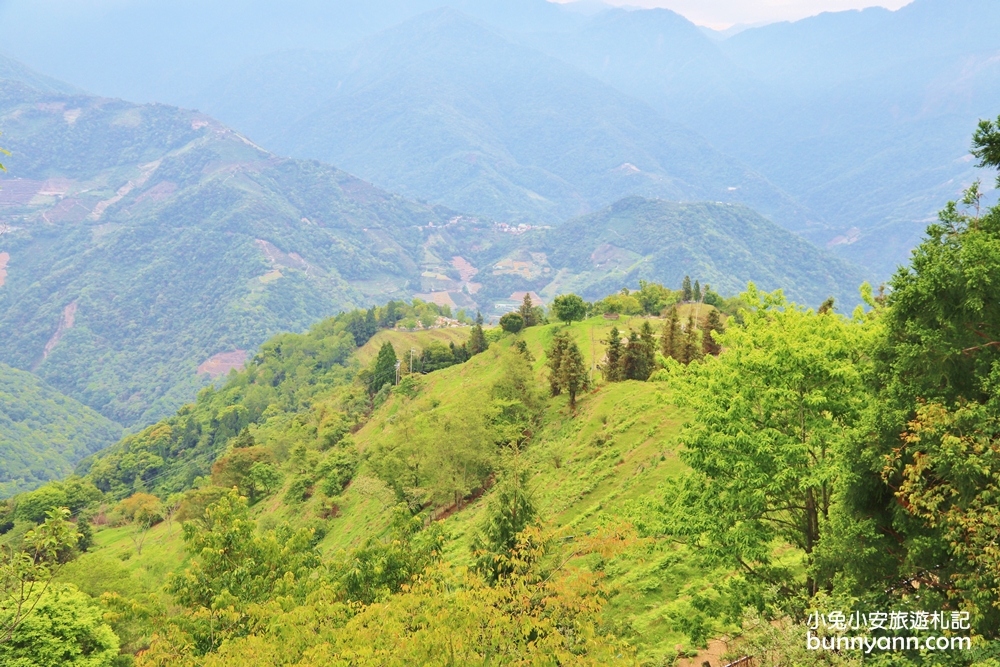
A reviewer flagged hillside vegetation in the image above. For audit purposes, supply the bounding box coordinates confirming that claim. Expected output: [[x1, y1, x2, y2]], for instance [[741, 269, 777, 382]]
[[0, 364, 121, 497], [5, 126, 1000, 663]]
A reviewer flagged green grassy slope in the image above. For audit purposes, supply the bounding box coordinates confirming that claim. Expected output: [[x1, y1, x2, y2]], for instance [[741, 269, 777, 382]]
[[0, 363, 122, 497], [53, 320, 727, 664]]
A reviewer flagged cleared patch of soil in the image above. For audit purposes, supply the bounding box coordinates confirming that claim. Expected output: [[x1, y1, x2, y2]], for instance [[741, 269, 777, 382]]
[[450, 255, 479, 282], [37, 301, 78, 367], [677, 638, 737, 667], [510, 290, 544, 306], [0, 179, 44, 206], [198, 350, 249, 378], [414, 291, 457, 308]]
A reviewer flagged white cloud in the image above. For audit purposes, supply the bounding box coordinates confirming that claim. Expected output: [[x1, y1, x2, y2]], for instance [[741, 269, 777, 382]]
[[553, 0, 914, 29]]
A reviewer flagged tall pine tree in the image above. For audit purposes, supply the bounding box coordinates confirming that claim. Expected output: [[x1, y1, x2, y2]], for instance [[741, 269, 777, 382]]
[[702, 309, 724, 356], [518, 293, 537, 328], [622, 327, 654, 381], [371, 342, 398, 394], [661, 306, 681, 361], [559, 339, 588, 409], [468, 311, 488, 356], [681, 314, 702, 364], [546, 330, 570, 396], [604, 326, 624, 382], [681, 275, 693, 302], [693, 280, 702, 302]]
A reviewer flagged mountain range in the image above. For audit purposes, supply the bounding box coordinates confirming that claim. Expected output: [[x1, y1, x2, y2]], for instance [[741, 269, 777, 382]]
[[4, 0, 993, 277], [0, 56, 864, 440]]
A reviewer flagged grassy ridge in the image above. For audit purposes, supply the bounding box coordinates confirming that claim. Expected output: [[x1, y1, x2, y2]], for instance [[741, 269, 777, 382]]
[[52, 319, 726, 663]]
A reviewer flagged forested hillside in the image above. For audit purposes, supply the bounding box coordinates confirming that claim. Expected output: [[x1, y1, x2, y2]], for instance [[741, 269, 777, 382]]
[[533, 197, 866, 306], [0, 72, 459, 427], [0, 364, 121, 497], [1, 117, 999, 663], [0, 58, 869, 435]]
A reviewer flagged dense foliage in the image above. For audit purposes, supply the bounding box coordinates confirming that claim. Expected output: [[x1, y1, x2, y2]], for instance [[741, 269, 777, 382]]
[[0, 364, 121, 497]]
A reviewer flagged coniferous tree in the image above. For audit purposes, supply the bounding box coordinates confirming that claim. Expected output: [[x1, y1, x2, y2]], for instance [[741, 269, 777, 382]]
[[639, 321, 656, 373], [472, 462, 536, 582], [622, 327, 653, 381], [468, 312, 488, 356], [702, 309, 724, 356], [365, 307, 378, 337], [546, 331, 570, 396], [818, 297, 835, 314], [693, 280, 702, 302], [681, 275, 693, 302], [371, 342, 398, 394], [518, 293, 537, 328], [661, 306, 681, 361], [559, 339, 589, 409], [603, 326, 624, 382], [682, 314, 702, 364]]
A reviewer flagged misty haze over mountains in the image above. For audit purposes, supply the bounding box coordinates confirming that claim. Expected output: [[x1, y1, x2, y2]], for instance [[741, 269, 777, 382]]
[[1, 0, 998, 279]]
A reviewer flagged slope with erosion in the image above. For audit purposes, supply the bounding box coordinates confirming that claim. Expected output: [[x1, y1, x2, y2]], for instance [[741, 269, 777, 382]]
[[45, 318, 731, 664]]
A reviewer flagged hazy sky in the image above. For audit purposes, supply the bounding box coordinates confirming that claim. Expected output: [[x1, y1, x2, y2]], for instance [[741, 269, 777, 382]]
[[557, 0, 913, 29]]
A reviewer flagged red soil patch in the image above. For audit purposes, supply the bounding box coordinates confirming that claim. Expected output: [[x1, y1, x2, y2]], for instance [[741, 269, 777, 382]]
[[198, 350, 249, 378], [37, 301, 78, 367], [0, 252, 8, 287], [0, 179, 44, 206], [47, 198, 92, 223], [450, 255, 479, 282], [510, 290, 544, 306]]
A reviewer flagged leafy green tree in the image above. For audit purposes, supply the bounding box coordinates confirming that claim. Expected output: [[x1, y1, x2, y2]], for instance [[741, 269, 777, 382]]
[[0, 584, 119, 667], [972, 113, 1000, 184], [472, 461, 537, 582], [702, 309, 724, 356], [417, 341, 458, 372], [1, 508, 80, 643], [332, 507, 443, 604], [603, 326, 624, 382], [499, 312, 524, 334], [468, 312, 488, 356], [551, 294, 587, 323], [832, 130, 1000, 634], [661, 306, 681, 361], [371, 341, 398, 394], [115, 492, 162, 555], [246, 462, 281, 499], [681, 275, 693, 302], [518, 293, 537, 327], [661, 287, 867, 597], [489, 349, 544, 449], [167, 490, 321, 653], [635, 280, 674, 315]]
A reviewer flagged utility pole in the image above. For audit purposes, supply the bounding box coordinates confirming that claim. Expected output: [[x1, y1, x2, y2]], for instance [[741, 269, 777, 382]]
[[410, 348, 416, 374]]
